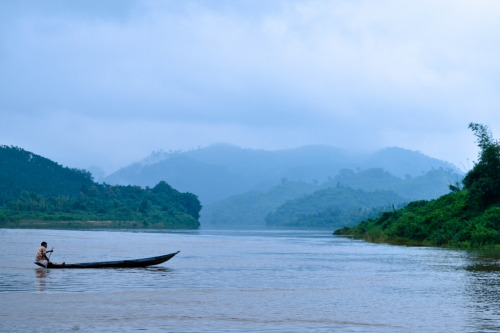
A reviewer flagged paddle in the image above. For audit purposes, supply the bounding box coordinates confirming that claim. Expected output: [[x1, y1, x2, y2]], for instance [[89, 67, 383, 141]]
[[45, 247, 53, 268]]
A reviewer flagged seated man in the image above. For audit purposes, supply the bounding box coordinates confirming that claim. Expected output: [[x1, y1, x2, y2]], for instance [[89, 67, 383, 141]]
[[35, 241, 53, 267], [35, 242, 65, 267]]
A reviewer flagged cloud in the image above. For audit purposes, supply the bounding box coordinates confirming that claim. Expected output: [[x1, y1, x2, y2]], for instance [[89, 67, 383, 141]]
[[1, 0, 500, 172]]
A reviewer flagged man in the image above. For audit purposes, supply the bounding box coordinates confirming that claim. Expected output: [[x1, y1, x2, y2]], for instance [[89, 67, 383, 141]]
[[35, 241, 53, 267]]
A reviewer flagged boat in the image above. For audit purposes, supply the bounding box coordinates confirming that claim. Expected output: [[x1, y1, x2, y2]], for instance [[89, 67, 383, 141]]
[[34, 251, 180, 269]]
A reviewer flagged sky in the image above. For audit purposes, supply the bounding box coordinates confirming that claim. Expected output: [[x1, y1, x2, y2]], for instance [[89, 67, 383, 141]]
[[1, 0, 500, 175]]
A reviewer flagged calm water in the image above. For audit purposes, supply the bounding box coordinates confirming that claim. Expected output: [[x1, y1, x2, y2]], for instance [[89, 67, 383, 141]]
[[1, 228, 500, 332]]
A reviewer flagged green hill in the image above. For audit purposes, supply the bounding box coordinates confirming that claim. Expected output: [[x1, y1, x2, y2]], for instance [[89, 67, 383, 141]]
[[0, 146, 94, 204], [334, 123, 500, 249], [266, 186, 407, 229], [0, 146, 201, 229]]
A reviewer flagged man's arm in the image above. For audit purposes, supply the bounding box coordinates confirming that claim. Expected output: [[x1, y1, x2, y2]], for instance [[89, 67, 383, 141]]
[[43, 248, 53, 261]]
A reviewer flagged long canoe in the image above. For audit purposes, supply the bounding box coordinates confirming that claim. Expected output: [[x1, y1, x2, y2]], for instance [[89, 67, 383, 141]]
[[35, 251, 180, 269]]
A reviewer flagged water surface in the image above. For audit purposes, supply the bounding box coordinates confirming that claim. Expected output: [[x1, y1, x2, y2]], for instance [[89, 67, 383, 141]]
[[1, 228, 500, 332]]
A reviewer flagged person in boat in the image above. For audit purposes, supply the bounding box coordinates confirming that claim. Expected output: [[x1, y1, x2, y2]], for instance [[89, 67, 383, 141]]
[[35, 241, 53, 267]]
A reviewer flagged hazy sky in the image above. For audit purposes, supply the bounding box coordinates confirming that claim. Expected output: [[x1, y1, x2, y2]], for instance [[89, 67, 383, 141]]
[[1, 0, 499, 174]]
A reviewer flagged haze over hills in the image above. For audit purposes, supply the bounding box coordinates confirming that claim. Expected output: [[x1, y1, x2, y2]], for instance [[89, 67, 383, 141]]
[[265, 187, 408, 228], [104, 144, 460, 205], [0, 144, 463, 230], [102, 144, 462, 229], [202, 167, 462, 229], [103, 144, 360, 201], [359, 147, 460, 178]]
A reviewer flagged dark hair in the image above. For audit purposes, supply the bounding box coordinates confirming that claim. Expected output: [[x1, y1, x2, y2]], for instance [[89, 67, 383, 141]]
[[41, 242, 47, 246]]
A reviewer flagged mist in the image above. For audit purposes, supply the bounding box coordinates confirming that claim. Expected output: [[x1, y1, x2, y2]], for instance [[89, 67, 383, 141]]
[[1, 0, 500, 174]]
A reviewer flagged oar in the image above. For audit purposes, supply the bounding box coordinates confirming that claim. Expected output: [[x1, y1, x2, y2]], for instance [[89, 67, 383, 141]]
[[45, 247, 53, 268]]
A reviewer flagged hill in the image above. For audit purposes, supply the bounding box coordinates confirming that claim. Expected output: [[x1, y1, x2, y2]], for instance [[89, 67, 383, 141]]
[[0, 146, 201, 229], [360, 147, 458, 178], [104, 153, 247, 205], [324, 167, 462, 201], [202, 167, 461, 228], [334, 123, 500, 249], [265, 186, 407, 229], [104, 144, 461, 208], [104, 144, 360, 204], [0, 146, 94, 205], [203, 180, 319, 228]]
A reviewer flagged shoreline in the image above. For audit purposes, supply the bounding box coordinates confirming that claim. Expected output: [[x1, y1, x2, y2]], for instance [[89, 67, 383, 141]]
[[334, 232, 500, 252], [0, 219, 199, 230]]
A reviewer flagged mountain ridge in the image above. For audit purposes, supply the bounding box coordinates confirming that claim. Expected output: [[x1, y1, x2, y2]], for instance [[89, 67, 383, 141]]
[[104, 144, 461, 205]]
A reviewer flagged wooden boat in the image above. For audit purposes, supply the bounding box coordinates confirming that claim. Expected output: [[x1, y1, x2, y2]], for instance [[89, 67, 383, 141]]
[[35, 251, 180, 269]]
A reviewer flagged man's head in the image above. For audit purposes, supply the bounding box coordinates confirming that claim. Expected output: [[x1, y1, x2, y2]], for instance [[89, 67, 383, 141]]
[[41, 242, 47, 248]]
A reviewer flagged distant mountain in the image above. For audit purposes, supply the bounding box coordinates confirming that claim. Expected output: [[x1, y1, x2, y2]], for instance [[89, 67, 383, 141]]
[[265, 187, 407, 229], [360, 147, 458, 178], [104, 144, 359, 204], [105, 152, 250, 204], [324, 167, 463, 201], [183, 144, 358, 180], [104, 144, 459, 206], [203, 180, 319, 227], [203, 167, 462, 228]]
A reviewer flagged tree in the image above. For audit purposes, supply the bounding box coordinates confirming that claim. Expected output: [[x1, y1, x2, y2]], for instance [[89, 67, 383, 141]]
[[138, 199, 150, 214], [463, 123, 500, 209]]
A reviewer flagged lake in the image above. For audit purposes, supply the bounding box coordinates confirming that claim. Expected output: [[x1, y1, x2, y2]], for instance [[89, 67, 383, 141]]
[[1, 228, 500, 332]]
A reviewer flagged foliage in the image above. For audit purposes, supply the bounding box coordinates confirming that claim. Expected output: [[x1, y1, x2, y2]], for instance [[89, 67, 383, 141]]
[[335, 123, 500, 249], [0, 145, 94, 204], [0, 181, 201, 229], [334, 191, 500, 248], [0, 146, 201, 229], [463, 123, 500, 209]]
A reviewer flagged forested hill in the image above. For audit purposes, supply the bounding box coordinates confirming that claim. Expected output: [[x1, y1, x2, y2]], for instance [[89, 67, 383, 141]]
[[335, 123, 500, 250], [266, 187, 407, 229], [0, 146, 201, 229], [0, 146, 94, 205]]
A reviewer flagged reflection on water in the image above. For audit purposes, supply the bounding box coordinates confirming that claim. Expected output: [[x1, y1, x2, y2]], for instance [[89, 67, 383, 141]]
[[35, 268, 47, 292], [464, 252, 500, 332], [466, 252, 500, 272], [143, 266, 173, 274]]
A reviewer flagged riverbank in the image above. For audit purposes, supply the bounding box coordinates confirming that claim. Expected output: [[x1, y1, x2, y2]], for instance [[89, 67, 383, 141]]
[[0, 219, 199, 230], [333, 191, 500, 251]]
